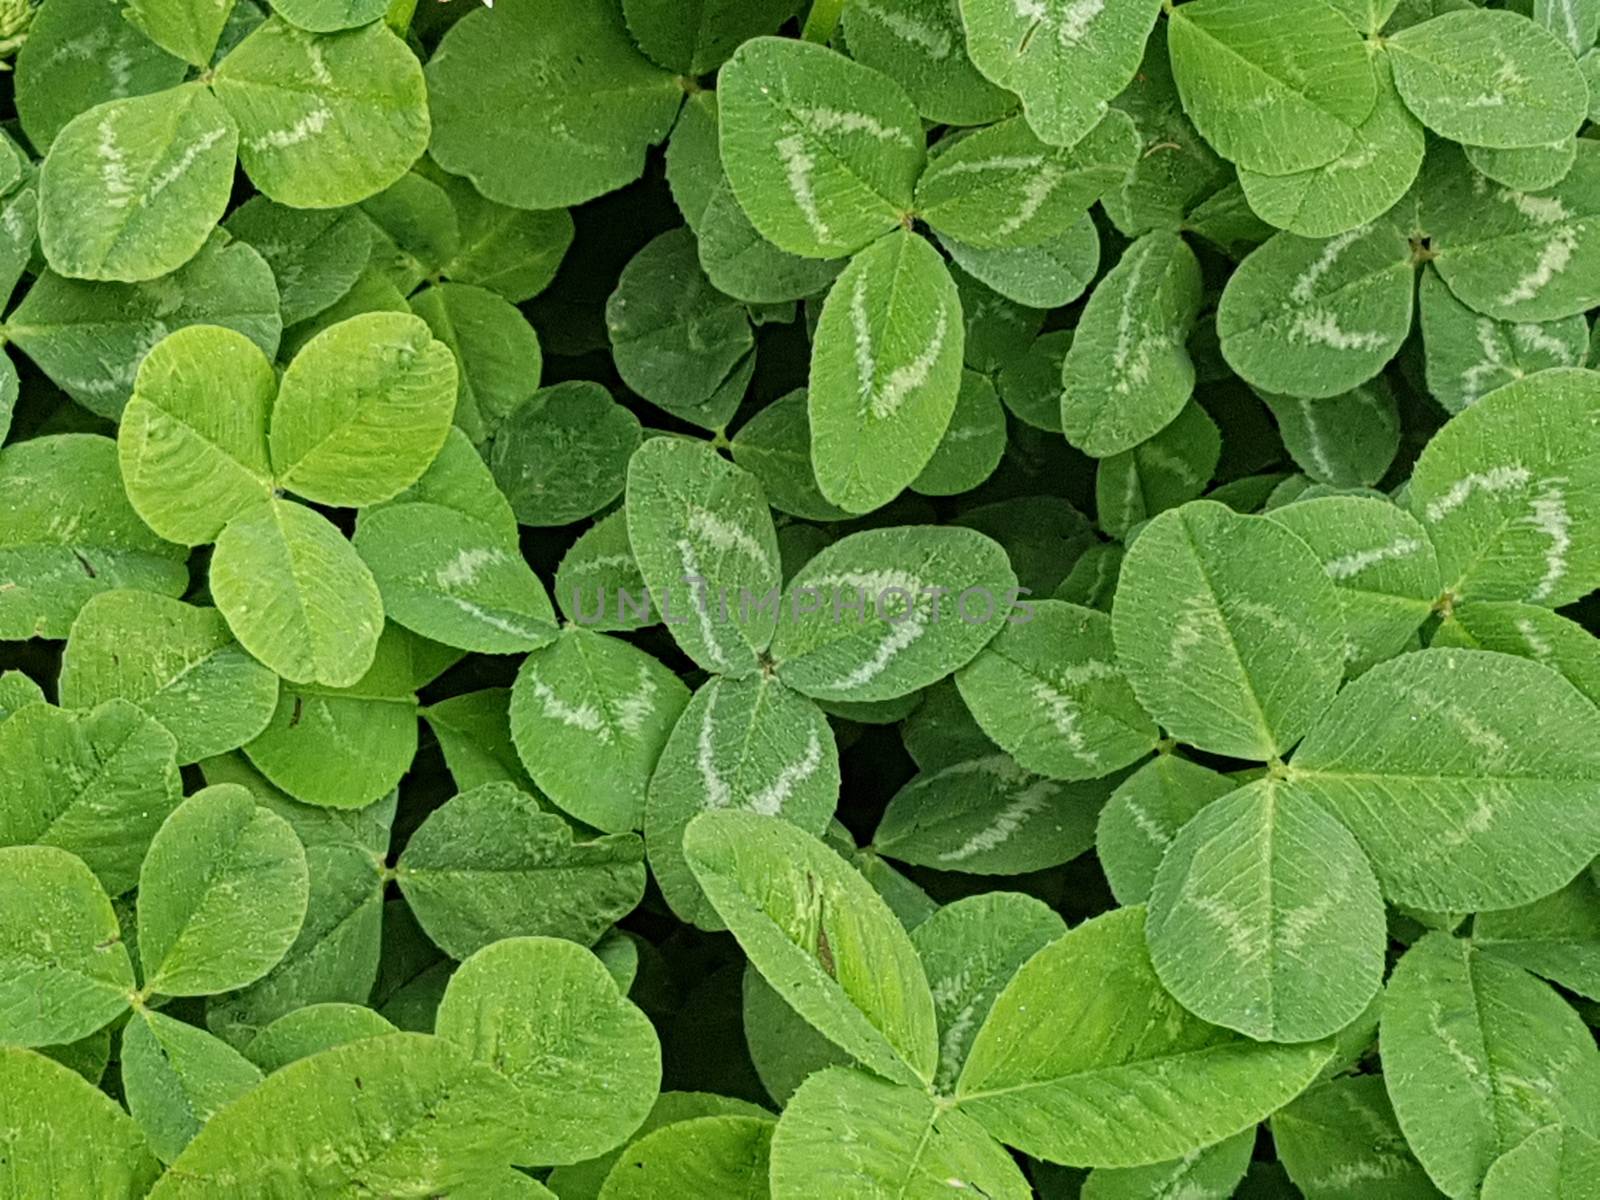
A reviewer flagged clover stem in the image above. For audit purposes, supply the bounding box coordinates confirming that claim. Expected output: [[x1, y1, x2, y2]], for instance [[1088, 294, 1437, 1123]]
[[801, 0, 847, 44]]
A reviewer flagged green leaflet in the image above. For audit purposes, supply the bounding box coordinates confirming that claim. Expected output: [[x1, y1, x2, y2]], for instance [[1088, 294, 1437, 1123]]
[[1419, 267, 1589, 414], [1284, 648, 1600, 910], [0, 699, 181, 897], [768, 1068, 1031, 1200], [1081, 1128, 1254, 1200], [769, 525, 1017, 703], [808, 229, 965, 513], [121, 1008, 263, 1163], [0, 434, 189, 640], [954, 906, 1331, 1167], [423, 167, 574, 305], [1434, 600, 1600, 708], [1145, 778, 1387, 1043], [1408, 367, 1600, 606], [1482, 1124, 1600, 1200], [1095, 754, 1237, 905], [422, 687, 542, 795], [381, 423, 516, 539], [270, 312, 458, 509], [394, 782, 647, 959], [911, 370, 1007, 496], [1167, 0, 1377, 176], [625, 436, 781, 674], [1426, 139, 1600, 323], [267, 0, 389, 34], [871, 753, 1106, 875], [0, 1047, 160, 1196], [1059, 232, 1203, 457], [1387, 8, 1588, 150], [1381, 933, 1600, 1199], [1259, 380, 1400, 488], [623, 0, 794, 76], [555, 510, 658, 632], [210, 498, 385, 688], [1473, 869, 1600, 1002], [436, 937, 662, 1167], [361, 172, 462, 295], [600, 1114, 774, 1199], [242, 1002, 397, 1072], [147, 1034, 524, 1197], [490, 382, 643, 526], [136, 784, 308, 997], [510, 627, 690, 832], [645, 675, 839, 929], [955, 599, 1156, 781], [729, 389, 852, 522], [1265, 495, 1440, 675], [39, 85, 238, 283], [959, 0, 1164, 149], [1095, 401, 1221, 539], [842, 0, 1012, 126], [213, 18, 430, 208], [1217, 221, 1415, 400], [1270, 1074, 1437, 1199], [1112, 500, 1345, 760], [426, 0, 681, 210], [910, 892, 1065, 1091], [411, 282, 544, 446], [0, 845, 135, 1047], [684, 811, 940, 1090], [239, 623, 422, 809], [7, 231, 282, 420], [1535, 0, 1600, 56], [117, 325, 276, 546], [915, 111, 1139, 250], [1466, 137, 1579, 193], [941, 215, 1101, 310], [718, 37, 923, 258]]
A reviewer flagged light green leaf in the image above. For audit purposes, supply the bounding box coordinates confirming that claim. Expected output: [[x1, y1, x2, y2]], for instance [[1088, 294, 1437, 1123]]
[[361, 171, 464, 294], [422, 688, 540, 796], [911, 370, 1007, 496], [121, 1008, 263, 1163], [956, 600, 1155, 781], [224, 197, 372, 326], [395, 782, 646, 959], [1408, 367, 1600, 605], [239, 623, 420, 809], [1466, 137, 1579, 193], [136, 784, 308, 997], [1217, 222, 1415, 400], [1474, 868, 1600, 1002], [1483, 1124, 1600, 1200], [1259, 380, 1400, 488], [6, 231, 282, 420], [1270, 1074, 1436, 1200], [243, 1003, 397, 1072], [436, 937, 662, 1167], [1060, 231, 1203, 457], [1284, 648, 1600, 910], [0, 671, 45, 723], [600, 1114, 775, 1200], [769, 1067, 1030, 1200], [718, 36, 923, 258], [1112, 500, 1345, 760], [842, 0, 1013, 126], [510, 627, 690, 833], [411, 282, 543, 446], [960, 0, 1164, 149], [624, 0, 794, 75], [355, 503, 558, 655], [0, 699, 181, 897], [808, 230, 964, 512], [425, 0, 681, 209], [213, 17, 430, 207], [1146, 778, 1386, 1042], [210, 498, 384, 688], [60, 591, 279, 766], [1081, 1128, 1254, 1200], [1095, 401, 1220, 540], [1265, 495, 1440, 675], [555, 510, 658, 633], [1387, 8, 1587, 149], [267, 0, 388, 33], [1418, 267, 1588, 414], [916, 111, 1138, 249], [0, 845, 134, 1047], [269, 311, 457, 508], [490, 382, 643, 527], [645, 675, 839, 929], [373, 424, 517, 540], [1095, 754, 1237, 906], [1167, 0, 1378, 176], [426, 166, 574, 305], [684, 811, 939, 1090], [1427, 140, 1600, 323], [1237, 58, 1425, 239], [0, 1046, 160, 1195], [39, 85, 237, 283], [954, 906, 1331, 1167], [770, 525, 1017, 703], [118, 325, 276, 546], [729, 389, 852, 522], [940, 215, 1101, 310], [0, 434, 188, 640], [1433, 600, 1600, 709], [626, 436, 781, 674], [1536, 0, 1600, 55], [1381, 932, 1600, 1199], [148, 1033, 524, 1198]]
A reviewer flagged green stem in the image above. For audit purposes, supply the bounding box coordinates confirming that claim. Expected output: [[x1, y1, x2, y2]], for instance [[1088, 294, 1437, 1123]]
[[801, 0, 847, 43]]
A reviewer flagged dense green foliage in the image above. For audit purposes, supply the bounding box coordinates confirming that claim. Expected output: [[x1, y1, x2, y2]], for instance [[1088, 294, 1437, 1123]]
[[2, 0, 1600, 1196]]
